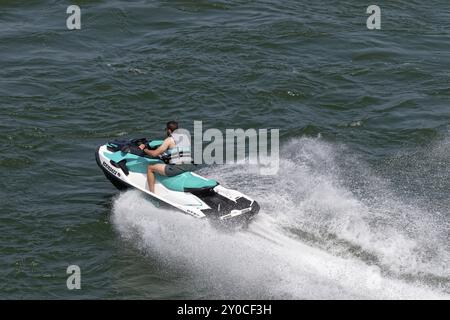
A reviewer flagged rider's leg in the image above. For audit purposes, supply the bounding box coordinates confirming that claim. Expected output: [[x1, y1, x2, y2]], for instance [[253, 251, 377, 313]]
[[147, 164, 166, 193]]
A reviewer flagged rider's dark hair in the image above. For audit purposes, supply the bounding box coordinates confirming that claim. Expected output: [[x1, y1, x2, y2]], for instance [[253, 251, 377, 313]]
[[166, 121, 178, 132]]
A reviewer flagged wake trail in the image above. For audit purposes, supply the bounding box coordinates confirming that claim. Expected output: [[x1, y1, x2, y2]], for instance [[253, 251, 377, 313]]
[[111, 136, 450, 299]]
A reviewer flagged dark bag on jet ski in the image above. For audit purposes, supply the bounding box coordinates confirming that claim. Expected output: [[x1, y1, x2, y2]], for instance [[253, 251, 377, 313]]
[[107, 138, 148, 156]]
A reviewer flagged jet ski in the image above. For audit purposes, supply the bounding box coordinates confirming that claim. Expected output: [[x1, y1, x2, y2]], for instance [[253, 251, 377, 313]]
[[95, 138, 260, 228]]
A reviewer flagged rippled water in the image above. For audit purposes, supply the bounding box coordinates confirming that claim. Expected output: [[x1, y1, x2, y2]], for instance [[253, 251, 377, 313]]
[[1, 1, 449, 299]]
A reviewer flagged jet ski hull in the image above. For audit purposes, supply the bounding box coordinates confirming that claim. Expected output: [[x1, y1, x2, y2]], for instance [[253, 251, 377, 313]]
[[95, 141, 259, 228]]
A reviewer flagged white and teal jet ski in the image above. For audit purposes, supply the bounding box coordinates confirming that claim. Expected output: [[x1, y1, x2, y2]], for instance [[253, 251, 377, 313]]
[[95, 138, 259, 227]]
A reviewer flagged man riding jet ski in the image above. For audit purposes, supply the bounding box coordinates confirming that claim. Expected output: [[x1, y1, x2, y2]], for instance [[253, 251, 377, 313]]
[[95, 121, 260, 227], [137, 121, 195, 194]]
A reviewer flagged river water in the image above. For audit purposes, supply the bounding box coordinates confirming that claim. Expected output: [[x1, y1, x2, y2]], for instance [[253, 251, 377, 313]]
[[1, 0, 449, 299]]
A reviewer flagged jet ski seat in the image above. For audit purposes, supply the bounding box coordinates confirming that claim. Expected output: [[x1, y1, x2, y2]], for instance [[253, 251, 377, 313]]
[[158, 172, 218, 192], [104, 140, 218, 192]]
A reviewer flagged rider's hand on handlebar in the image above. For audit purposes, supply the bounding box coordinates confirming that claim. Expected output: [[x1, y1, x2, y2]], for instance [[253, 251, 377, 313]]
[[138, 144, 146, 150]]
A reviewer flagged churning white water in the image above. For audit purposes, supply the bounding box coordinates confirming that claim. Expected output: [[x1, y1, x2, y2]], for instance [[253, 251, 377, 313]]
[[112, 137, 450, 299]]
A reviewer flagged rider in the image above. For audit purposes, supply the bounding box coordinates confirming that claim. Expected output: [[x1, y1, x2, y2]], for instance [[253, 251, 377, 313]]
[[138, 121, 194, 193]]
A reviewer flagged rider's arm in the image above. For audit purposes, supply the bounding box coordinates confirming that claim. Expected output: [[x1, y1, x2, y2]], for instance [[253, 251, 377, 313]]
[[139, 138, 171, 157]]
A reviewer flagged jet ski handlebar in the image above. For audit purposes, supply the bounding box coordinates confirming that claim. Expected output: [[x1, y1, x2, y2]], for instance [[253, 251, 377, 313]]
[[107, 138, 166, 160]]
